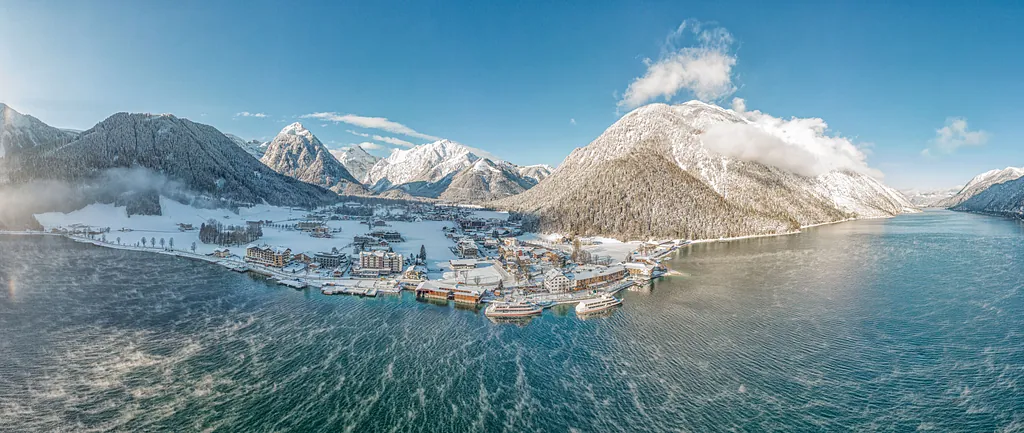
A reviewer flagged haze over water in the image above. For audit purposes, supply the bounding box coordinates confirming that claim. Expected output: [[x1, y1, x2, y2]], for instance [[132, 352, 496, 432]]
[[1, 210, 1022, 432]]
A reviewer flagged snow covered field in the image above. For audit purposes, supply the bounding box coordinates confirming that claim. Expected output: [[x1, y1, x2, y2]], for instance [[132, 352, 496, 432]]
[[34, 197, 461, 271]]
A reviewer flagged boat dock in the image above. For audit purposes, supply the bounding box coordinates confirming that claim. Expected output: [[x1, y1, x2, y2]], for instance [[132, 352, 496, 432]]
[[321, 280, 400, 298], [277, 279, 308, 289]]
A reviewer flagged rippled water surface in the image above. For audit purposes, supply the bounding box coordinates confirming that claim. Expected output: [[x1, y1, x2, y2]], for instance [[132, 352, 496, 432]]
[[1, 210, 1022, 432]]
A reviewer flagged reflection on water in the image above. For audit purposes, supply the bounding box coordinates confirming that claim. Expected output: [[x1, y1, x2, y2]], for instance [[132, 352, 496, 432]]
[[486, 315, 535, 326], [575, 307, 619, 321], [1, 210, 1022, 432]]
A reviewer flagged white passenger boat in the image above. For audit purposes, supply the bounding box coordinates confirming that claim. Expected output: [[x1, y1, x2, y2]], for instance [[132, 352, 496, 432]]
[[575, 295, 622, 315], [484, 301, 542, 318]]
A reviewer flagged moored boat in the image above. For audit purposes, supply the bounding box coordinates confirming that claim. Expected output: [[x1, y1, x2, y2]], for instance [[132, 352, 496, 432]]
[[575, 295, 622, 315], [484, 301, 542, 318]]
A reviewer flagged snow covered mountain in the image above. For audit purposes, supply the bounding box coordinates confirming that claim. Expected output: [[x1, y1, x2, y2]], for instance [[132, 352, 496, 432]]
[[363, 139, 541, 201], [497, 101, 915, 240], [901, 187, 960, 207], [517, 164, 554, 184], [954, 175, 1024, 216], [438, 158, 538, 202], [934, 167, 1024, 208], [329, 145, 380, 182], [10, 112, 339, 209], [226, 133, 269, 159], [260, 123, 366, 195], [365, 139, 479, 189], [0, 103, 79, 183]]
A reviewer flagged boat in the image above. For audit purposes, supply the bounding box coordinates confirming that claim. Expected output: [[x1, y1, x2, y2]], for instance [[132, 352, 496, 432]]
[[575, 295, 622, 315], [484, 301, 542, 318]]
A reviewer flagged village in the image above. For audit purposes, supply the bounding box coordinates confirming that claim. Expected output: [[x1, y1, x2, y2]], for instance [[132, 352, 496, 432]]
[[32, 198, 687, 322]]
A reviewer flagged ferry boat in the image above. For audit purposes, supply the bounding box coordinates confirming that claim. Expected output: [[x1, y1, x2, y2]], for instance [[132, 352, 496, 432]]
[[575, 295, 622, 315], [484, 301, 542, 318]]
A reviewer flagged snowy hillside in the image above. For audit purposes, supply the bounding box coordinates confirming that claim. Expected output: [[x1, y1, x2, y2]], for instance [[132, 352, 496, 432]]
[[10, 112, 340, 209], [0, 103, 78, 183], [226, 133, 269, 159], [330, 145, 380, 182], [363, 139, 543, 202], [438, 158, 538, 202], [497, 101, 915, 240], [365, 139, 480, 189], [260, 123, 366, 195], [935, 167, 1024, 208], [954, 175, 1024, 216], [517, 164, 554, 183]]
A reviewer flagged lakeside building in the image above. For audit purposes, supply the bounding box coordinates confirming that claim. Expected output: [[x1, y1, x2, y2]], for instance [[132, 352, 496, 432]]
[[358, 250, 404, 275], [369, 230, 404, 242], [402, 265, 427, 281], [292, 252, 313, 264], [543, 269, 573, 293], [449, 259, 480, 271], [572, 265, 627, 291], [314, 251, 348, 269], [296, 221, 324, 232], [624, 262, 658, 280], [245, 245, 292, 268], [415, 281, 454, 301], [451, 285, 484, 304], [311, 226, 332, 238], [456, 239, 478, 258]]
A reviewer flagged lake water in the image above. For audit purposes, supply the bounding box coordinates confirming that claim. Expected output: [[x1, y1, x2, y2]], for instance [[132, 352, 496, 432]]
[[1, 210, 1022, 432]]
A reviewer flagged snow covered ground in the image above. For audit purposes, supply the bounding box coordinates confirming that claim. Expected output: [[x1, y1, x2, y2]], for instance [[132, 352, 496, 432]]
[[517, 233, 642, 262], [34, 197, 460, 271]]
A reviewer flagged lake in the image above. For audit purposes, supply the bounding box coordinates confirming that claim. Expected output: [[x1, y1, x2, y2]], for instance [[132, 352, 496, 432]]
[[1, 210, 1022, 432]]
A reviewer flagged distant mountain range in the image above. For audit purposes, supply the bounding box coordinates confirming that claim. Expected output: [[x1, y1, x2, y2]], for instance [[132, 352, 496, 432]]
[[359, 139, 551, 202], [329, 145, 380, 182], [4, 101, 946, 239], [260, 123, 367, 195], [496, 101, 915, 240], [226, 133, 268, 159], [900, 187, 960, 207]]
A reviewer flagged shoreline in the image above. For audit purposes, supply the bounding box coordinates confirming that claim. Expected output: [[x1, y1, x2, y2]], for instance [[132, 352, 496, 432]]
[[0, 231, 634, 308]]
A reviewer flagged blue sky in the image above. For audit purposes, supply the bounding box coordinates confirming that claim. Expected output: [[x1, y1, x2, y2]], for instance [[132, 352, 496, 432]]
[[1, 0, 1022, 190]]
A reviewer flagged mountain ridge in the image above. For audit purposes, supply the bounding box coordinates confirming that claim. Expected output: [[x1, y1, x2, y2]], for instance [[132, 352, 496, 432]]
[[496, 101, 914, 240]]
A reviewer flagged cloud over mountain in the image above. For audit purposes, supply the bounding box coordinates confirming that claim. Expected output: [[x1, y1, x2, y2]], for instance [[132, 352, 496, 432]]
[[618, 19, 737, 109], [303, 112, 439, 141], [702, 98, 880, 178]]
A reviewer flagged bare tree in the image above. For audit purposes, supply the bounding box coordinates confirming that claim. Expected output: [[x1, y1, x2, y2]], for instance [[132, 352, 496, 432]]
[[141, 237, 147, 247], [191, 242, 197, 253]]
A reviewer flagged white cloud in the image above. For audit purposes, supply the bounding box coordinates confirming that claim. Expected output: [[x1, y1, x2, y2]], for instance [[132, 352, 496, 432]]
[[924, 117, 988, 155], [304, 112, 439, 141], [701, 98, 881, 178], [234, 111, 267, 118], [345, 129, 414, 147], [570, 118, 577, 125], [618, 19, 737, 110], [730, 97, 746, 113]]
